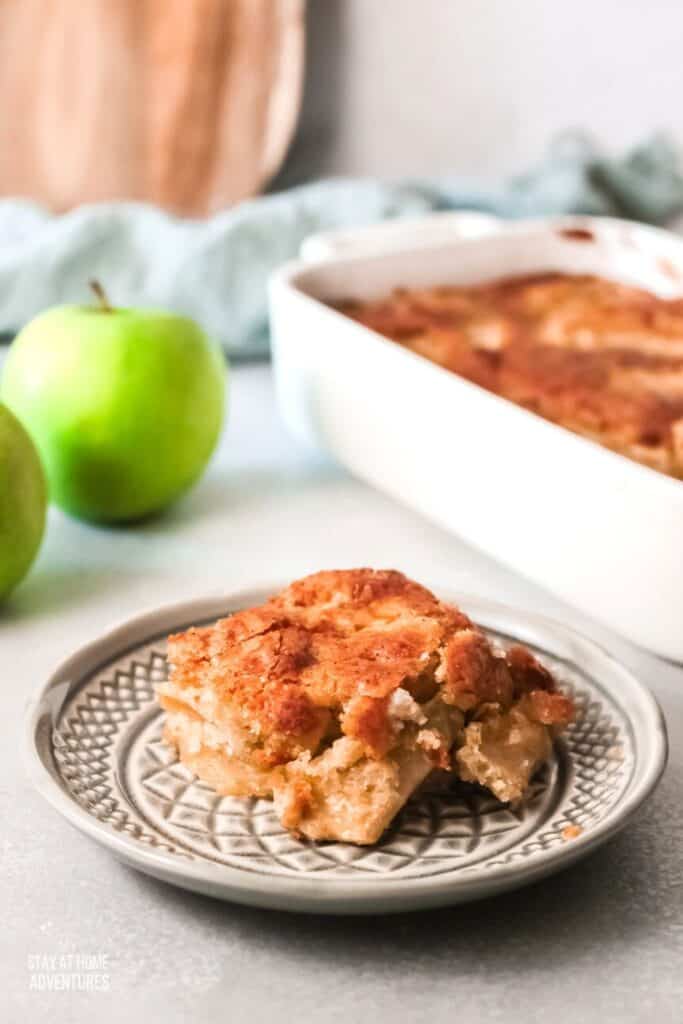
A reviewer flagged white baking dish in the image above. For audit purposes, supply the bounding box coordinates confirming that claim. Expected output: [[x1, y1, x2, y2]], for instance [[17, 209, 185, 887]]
[[269, 213, 683, 661]]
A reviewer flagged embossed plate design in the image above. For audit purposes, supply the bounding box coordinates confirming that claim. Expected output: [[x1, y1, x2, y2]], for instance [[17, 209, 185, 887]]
[[25, 589, 667, 914]]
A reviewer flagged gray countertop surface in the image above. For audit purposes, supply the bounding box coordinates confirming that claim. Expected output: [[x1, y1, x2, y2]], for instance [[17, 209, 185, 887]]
[[3, 364, 682, 1023]]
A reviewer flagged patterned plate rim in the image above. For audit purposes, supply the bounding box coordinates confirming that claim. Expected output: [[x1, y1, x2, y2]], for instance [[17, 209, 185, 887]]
[[24, 586, 669, 914]]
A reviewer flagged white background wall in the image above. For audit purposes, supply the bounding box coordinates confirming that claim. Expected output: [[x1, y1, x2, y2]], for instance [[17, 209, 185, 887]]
[[282, 0, 683, 183]]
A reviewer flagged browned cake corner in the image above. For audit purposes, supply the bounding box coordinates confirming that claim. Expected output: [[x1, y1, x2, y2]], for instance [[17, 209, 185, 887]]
[[339, 274, 683, 479], [157, 569, 574, 845]]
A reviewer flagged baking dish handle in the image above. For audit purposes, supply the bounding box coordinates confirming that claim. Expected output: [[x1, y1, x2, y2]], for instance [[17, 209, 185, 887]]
[[300, 210, 503, 262]]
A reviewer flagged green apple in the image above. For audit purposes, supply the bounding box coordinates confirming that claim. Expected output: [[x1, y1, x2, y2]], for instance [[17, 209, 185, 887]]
[[0, 284, 226, 523], [0, 403, 47, 598]]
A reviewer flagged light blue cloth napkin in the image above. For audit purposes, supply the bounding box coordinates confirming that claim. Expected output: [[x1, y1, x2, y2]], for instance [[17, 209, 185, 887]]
[[0, 135, 681, 358]]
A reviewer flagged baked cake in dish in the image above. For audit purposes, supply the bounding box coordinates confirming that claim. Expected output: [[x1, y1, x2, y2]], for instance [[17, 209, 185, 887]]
[[158, 570, 574, 845], [340, 273, 683, 479]]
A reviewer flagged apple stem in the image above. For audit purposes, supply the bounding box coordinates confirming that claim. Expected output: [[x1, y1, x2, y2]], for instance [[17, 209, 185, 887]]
[[89, 279, 112, 313]]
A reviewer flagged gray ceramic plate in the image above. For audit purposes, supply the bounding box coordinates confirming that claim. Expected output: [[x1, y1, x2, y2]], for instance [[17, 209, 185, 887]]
[[25, 588, 667, 914]]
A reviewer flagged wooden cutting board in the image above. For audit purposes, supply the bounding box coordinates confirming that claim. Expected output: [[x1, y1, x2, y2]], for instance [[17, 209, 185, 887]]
[[0, 0, 305, 215]]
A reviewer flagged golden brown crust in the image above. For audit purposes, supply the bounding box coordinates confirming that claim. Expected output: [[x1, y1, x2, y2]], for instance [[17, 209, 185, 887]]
[[340, 274, 683, 478], [166, 569, 469, 764], [160, 569, 575, 843]]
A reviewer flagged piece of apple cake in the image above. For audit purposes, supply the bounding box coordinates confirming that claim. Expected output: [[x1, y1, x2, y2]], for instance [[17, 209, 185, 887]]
[[157, 570, 574, 845]]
